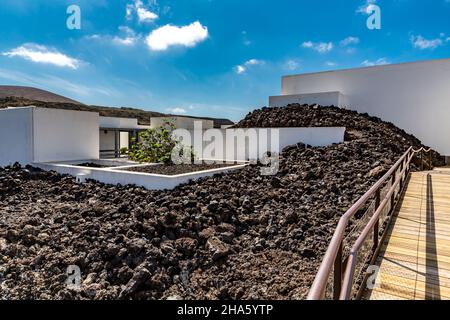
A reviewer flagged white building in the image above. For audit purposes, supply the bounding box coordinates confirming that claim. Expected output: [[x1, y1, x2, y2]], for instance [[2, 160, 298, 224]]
[[270, 58, 450, 157], [0, 106, 99, 166], [0, 106, 235, 166]]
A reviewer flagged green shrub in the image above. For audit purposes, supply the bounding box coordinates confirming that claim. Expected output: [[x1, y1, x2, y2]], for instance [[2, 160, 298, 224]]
[[120, 147, 128, 155], [128, 120, 195, 164]]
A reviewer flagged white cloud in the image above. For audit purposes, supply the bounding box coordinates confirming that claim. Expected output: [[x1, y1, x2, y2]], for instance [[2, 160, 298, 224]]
[[126, 0, 158, 23], [361, 58, 389, 67], [137, 7, 158, 22], [85, 27, 140, 47], [245, 59, 264, 66], [410, 34, 443, 50], [85, 34, 101, 40], [146, 21, 208, 51], [325, 61, 337, 67], [302, 41, 333, 53], [126, 3, 133, 20], [113, 26, 139, 46], [2, 43, 81, 69], [167, 107, 187, 114], [242, 30, 252, 46], [283, 59, 301, 71], [356, 0, 378, 14], [234, 59, 265, 74], [340, 36, 360, 47], [235, 65, 246, 74]]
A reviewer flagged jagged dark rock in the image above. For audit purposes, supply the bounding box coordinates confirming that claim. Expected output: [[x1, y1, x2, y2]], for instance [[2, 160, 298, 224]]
[[0, 104, 444, 300]]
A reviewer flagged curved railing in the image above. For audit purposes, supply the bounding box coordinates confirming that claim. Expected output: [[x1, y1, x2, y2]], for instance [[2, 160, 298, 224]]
[[307, 146, 434, 300]]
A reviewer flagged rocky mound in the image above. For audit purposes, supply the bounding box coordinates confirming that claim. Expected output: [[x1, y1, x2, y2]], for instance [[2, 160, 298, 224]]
[[236, 104, 422, 145], [0, 105, 443, 300]]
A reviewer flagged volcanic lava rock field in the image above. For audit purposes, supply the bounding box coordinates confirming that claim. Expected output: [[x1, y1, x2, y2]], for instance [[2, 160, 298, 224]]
[[0, 105, 443, 300]]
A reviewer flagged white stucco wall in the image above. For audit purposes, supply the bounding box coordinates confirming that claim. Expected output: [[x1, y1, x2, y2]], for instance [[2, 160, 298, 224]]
[[151, 116, 214, 130], [269, 91, 345, 108], [174, 127, 345, 161], [276, 58, 450, 155], [33, 108, 99, 162], [0, 107, 34, 166], [99, 116, 150, 130], [34, 162, 247, 190]]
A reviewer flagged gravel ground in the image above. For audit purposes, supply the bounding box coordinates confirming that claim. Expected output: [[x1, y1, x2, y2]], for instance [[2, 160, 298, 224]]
[[76, 163, 109, 168], [0, 104, 443, 300], [120, 163, 237, 176]]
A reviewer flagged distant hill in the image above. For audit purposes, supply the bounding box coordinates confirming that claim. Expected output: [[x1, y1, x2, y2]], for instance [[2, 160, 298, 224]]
[[0, 85, 82, 104], [0, 86, 234, 128]]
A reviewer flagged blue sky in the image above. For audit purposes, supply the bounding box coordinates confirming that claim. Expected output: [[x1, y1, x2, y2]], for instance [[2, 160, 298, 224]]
[[0, 0, 449, 121]]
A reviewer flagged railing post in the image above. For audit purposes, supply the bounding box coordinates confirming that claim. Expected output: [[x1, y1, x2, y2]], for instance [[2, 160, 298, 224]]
[[399, 161, 404, 190], [390, 170, 396, 214], [421, 151, 424, 171], [333, 242, 343, 300], [373, 188, 381, 251], [429, 151, 432, 170]]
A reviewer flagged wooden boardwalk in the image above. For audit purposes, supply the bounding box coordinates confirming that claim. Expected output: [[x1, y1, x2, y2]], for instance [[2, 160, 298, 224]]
[[365, 169, 450, 300]]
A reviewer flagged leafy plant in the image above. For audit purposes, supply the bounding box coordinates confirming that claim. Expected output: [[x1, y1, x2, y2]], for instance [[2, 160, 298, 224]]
[[120, 147, 128, 155], [128, 120, 195, 164]]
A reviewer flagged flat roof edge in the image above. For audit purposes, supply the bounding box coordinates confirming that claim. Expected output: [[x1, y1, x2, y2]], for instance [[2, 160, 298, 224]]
[[282, 57, 450, 79]]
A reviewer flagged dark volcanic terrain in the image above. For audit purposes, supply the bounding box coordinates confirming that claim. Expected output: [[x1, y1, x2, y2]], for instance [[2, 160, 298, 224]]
[[0, 104, 443, 300]]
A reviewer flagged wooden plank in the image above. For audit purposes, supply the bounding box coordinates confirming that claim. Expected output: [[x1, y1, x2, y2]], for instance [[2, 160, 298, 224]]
[[371, 281, 448, 300], [366, 171, 450, 300], [379, 250, 450, 271], [385, 229, 450, 242], [385, 237, 450, 254], [386, 219, 450, 233], [375, 274, 450, 299], [364, 289, 407, 300], [381, 245, 450, 264], [375, 258, 450, 287], [387, 230, 450, 243]]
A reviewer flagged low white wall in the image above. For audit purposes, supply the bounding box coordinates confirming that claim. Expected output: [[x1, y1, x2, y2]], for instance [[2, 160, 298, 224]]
[[0, 107, 33, 166], [99, 116, 150, 130], [174, 127, 345, 161], [269, 91, 344, 108], [34, 162, 247, 190], [151, 116, 214, 130], [33, 108, 100, 162], [278, 59, 450, 155]]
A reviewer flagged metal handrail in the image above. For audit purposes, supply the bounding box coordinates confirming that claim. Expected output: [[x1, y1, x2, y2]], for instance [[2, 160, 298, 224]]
[[307, 146, 434, 300]]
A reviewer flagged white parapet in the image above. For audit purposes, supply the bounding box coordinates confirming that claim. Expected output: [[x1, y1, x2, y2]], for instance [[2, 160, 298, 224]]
[[269, 91, 346, 108], [33, 161, 248, 190], [174, 127, 345, 161]]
